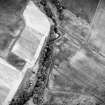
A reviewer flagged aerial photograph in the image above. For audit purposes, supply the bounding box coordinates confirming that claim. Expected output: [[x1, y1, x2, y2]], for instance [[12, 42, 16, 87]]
[[0, 0, 105, 105]]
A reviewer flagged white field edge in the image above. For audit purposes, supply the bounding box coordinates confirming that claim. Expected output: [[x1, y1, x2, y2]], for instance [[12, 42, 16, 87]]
[[3, 1, 50, 105]]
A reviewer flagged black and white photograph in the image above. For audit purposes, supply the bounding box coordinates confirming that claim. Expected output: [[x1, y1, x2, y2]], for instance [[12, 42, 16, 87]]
[[0, 0, 105, 105]]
